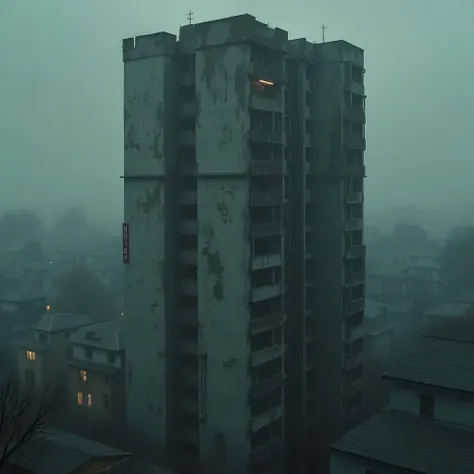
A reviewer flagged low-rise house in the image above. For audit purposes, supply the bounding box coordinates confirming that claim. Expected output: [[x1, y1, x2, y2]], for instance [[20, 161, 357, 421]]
[[330, 330, 474, 474], [67, 319, 125, 426], [14, 312, 92, 392]]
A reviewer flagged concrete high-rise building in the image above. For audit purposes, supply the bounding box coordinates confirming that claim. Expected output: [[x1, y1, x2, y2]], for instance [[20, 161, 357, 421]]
[[122, 14, 366, 474]]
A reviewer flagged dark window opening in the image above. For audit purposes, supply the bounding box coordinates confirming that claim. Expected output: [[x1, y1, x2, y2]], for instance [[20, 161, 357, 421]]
[[352, 337, 364, 356], [419, 394, 434, 418], [253, 236, 281, 256], [353, 230, 363, 246], [178, 55, 195, 75], [352, 66, 364, 84], [250, 206, 281, 225], [251, 80, 277, 98], [352, 122, 364, 137], [347, 311, 364, 328], [107, 352, 116, 364], [179, 234, 197, 250], [180, 116, 195, 131], [351, 364, 364, 382], [345, 391, 362, 412], [251, 267, 282, 288], [251, 330, 274, 352], [251, 419, 282, 449], [251, 358, 282, 384], [351, 284, 364, 300], [181, 205, 197, 219], [352, 257, 364, 273], [251, 388, 282, 417], [346, 150, 363, 166], [250, 143, 282, 163], [251, 296, 282, 319], [180, 86, 195, 102]]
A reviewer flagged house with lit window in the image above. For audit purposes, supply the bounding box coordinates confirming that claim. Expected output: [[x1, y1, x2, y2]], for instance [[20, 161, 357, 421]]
[[14, 311, 92, 392], [330, 331, 474, 474], [67, 319, 125, 427]]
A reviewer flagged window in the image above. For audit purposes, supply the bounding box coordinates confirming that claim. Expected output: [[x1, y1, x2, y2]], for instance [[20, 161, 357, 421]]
[[77, 392, 83, 405], [103, 394, 110, 409], [79, 369, 87, 382], [107, 352, 116, 364], [419, 394, 434, 418], [85, 347, 93, 359], [87, 394, 92, 408], [25, 350, 36, 361]]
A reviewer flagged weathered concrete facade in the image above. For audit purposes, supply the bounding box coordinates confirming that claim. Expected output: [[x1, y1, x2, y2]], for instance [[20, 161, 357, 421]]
[[123, 13, 365, 474]]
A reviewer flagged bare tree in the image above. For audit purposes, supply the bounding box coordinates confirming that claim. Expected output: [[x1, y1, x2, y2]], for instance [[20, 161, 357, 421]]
[[0, 356, 58, 471]]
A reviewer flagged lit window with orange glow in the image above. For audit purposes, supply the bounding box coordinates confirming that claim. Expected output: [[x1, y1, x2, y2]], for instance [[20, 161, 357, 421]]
[[25, 350, 36, 361], [79, 369, 87, 382], [46, 305, 51, 312], [258, 79, 274, 86], [77, 392, 83, 405], [87, 394, 92, 408]]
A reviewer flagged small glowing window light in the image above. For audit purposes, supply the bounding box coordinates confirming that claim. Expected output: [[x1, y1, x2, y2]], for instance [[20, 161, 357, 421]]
[[46, 305, 51, 312], [77, 392, 83, 405], [87, 393, 92, 408], [79, 369, 87, 382], [258, 79, 274, 86], [25, 350, 36, 361]]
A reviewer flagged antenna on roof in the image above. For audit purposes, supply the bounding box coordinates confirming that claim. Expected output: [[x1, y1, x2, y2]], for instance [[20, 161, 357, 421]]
[[187, 10, 194, 25], [321, 23, 328, 43]]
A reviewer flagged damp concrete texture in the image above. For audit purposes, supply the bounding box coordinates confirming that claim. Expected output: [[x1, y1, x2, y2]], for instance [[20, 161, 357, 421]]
[[122, 13, 366, 474]]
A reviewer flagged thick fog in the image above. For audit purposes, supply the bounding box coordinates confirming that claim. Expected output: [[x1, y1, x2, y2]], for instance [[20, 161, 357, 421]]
[[1, 0, 473, 222]]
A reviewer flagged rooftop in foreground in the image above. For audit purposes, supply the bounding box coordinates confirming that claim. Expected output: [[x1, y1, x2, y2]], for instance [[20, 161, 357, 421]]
[[383, 336, 474, 393], [331, 410, 474, 474]]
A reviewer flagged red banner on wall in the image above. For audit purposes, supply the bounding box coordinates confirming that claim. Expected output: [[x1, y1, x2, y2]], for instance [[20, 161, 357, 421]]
[[122, 223, 130, 264]]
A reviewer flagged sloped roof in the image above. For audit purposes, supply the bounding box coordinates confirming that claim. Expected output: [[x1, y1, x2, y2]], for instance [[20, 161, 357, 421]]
[[32, 312, 93, 333], [384, 337, 474, 393], [109, 458, 177, 474], [68, 319, 125, 351], [331, 410, 474, 474], [423, 302, 470, 319], [7, 428, 129, 474]]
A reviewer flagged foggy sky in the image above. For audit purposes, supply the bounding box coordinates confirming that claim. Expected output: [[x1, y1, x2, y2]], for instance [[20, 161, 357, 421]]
[[1, 0, 473, 223]]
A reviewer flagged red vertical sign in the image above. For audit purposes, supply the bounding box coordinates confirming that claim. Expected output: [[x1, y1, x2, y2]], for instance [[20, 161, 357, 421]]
[[122, 223, 130, 264]]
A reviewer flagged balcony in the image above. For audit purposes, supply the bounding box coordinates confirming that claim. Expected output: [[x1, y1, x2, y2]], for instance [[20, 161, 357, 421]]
[[250, 160, 285, 175], [180, 219, 197, 235], [249, 63, 285, 84], [345, 191, 363, 203], [346, 81, 365, 96], [181, 190, 197, 205], [346, 136, 366, 151], [179, 130, 195, 146], [251, 405, 283, 432], [251, 312, 286, 336], [345, 271, 365, 287], [252, 253, 282, 270], [345, 218, 363, 231], [345, 106, 366, 123], [250, 374, 284, 400], [345, 321, 365, 342], [345, 298, 365, 315], [179, 102, 197, 117], [344, 245, 366, 260], [342, 164, 366, 177], [249, 438, 282, 467], [252, 222, 282, 238], [180, 250, 197, 265], [251, 284, 284, 303], [250, 129, 284, 144], [250, 95, 282, 113], [250, 191, 283, 207], [251, 345, 284, 367]]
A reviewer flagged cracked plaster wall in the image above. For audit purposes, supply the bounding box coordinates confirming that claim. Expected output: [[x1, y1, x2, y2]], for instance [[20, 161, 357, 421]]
[[195, 43, 251, 473]]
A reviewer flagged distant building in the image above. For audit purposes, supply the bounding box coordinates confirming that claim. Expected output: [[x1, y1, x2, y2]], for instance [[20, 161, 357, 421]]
[[67, 319, 126, 426], [422, 301, 471, 326], [330, 334, 474, 474], [14, 312, 92, 392]]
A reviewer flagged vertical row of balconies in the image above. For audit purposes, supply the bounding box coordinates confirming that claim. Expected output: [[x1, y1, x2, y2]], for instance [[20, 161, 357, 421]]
[[248, 47, 286, 474], [342, 62, 366, 416], [176, 54, 200, 465]]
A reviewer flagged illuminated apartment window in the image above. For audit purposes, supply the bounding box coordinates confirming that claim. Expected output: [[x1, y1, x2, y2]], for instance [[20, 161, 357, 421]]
[[25, 350, 36, 361], [77, 392, 83, 405], [87, 394, 92, 408], [79, 369, 87, 382]]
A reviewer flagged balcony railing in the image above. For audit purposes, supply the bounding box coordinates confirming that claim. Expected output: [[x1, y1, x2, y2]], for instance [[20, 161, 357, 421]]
[[345, 191, 363, 203], [345, 271, 365, 287], [252, 222, 282, 238], [250, 312, 286, 335], [250, 374, 284, 400], [249, 438, 282, 466], [251, 344, 284, 367], [249, 63, 285, 84], [345, 106, 366, 123], [345, 298, 365, 315], [252, 253, 283, 271], [250, 160, 285, 175], [346, 136, 366, 151], [344, 245, 366, 260], [251, 284, 284, 303], [250, 129, 284, 144], [250, 191, 283, 207], [345, 218, 363, 231]]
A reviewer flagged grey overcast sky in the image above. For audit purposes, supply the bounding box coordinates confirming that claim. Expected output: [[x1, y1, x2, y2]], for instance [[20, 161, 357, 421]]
[[1, 0, 473, 223]]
